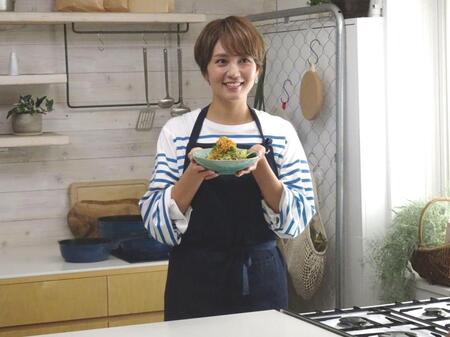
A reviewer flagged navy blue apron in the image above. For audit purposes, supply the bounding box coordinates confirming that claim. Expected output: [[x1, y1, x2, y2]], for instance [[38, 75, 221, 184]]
[[164, 106, 288, 321]]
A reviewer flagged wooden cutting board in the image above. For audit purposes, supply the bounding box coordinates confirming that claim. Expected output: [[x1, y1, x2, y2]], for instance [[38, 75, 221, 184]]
[[69, 179, 149, 207], [300, 69, 323, 120]]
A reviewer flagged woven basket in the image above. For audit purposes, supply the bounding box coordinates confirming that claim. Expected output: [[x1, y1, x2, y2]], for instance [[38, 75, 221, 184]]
[[280, 214, 328, 300], [278, 178, 328, 300], [410, 197, 450, 287]]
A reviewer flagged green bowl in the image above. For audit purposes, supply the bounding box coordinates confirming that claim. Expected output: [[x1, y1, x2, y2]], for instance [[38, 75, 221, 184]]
[[192, 148, 259, 175]]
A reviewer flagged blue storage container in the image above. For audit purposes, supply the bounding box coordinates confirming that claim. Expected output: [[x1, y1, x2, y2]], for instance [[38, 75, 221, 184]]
[[97, 215, 171, 263], [58, 238, 114, 263], [97, 215, 147, 240]]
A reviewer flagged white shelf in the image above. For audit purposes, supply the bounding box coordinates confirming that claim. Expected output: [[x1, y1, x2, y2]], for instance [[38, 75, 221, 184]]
[[0, 132, 69, 148], [0, 12, 206, 24], [415, 276, 450, 299], [0, 74, 67, 85]]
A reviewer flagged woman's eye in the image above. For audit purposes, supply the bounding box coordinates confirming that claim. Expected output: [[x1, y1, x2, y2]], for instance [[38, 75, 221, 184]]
[[216, 59, 227, 64], [240, 58, 252, 63]]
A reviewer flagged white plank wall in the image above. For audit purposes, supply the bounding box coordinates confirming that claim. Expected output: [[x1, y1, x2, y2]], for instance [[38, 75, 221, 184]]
[[0, 0, 276, 248]]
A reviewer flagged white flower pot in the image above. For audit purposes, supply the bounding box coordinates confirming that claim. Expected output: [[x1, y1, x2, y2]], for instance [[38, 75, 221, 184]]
[[12, 113, 43, 135]]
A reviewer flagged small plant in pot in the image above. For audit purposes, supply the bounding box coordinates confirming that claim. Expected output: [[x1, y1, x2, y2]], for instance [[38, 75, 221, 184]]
[[7, 95, 54, 135], [308, 0, 330, 5]]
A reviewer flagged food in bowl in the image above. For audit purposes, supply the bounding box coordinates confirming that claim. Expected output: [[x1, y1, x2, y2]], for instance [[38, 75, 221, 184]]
[[207, 136, 248, 160], [192, 137, 259, 175]]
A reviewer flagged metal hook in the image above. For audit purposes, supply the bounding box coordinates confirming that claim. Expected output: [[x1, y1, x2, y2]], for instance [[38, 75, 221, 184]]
[[308, 38, 321, 65], [280, 78, 293, 104], [97, 33, 104, 52]]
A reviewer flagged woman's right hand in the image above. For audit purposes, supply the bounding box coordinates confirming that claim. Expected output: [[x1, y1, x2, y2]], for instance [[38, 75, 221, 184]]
[[171, 148, 218, 214], [186, 147, 218, 181]]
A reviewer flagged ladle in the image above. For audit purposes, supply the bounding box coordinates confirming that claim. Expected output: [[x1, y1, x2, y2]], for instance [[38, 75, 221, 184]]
[[170, 47, 191, 116], [158, 48, 175, 109]]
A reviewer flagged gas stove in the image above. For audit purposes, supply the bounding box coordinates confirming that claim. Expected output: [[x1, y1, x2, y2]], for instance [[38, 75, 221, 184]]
[[283, 297, 450, 337]]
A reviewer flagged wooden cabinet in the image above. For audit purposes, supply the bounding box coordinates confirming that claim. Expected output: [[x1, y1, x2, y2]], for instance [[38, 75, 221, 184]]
[[108, 312, 164, 327], [0, 264, 168, 337], [0, 277, 107, 328], [108, 270, 167, 316]]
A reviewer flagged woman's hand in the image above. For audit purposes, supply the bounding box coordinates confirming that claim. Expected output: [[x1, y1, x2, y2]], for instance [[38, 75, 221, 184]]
[[171, 147, 218, 214], [235, 144, 267, 177], [187, 147, 219, 181]]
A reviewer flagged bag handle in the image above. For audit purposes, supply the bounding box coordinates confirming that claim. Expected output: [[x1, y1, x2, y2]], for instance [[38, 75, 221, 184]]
[[417, 197, 450, 248]]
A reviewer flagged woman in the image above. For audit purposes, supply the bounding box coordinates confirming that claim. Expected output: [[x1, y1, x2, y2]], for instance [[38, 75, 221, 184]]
[[139, 16, 315, 321]]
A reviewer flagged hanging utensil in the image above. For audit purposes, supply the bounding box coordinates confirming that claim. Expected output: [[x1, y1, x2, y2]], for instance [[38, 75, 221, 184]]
[[300, 39, 324, 121], [158, 48, 175, 109], [170, 47, 190, 117], [136, 47, 156, 131]]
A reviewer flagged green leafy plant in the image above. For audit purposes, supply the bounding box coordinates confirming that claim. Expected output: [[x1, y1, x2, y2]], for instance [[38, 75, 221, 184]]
[[308, 0, 330, 6], [369, 200, 448, 302], [7, 95, 54, 119]]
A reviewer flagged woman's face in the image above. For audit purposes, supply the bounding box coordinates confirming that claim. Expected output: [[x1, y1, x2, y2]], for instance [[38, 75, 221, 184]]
[[204, 40, 259, 104]]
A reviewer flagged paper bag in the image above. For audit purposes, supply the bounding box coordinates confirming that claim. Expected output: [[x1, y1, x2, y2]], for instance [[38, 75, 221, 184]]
[[129, 0, 174, 13], [55, 0, 105, 12], [104, 0, 128, 12]]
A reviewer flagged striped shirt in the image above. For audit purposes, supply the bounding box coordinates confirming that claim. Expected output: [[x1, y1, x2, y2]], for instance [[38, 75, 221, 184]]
[[139, 108, 316, 246]]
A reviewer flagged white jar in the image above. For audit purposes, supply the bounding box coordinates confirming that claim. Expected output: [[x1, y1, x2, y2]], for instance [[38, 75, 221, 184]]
[[8, 51, 19, 76], [0, 0, 14, 11]]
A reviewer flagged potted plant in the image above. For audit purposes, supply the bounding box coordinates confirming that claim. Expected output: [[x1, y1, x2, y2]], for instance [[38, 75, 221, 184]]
[[308, 0, 330, 5], [369, 200, 448, 302], [7, 95, 54, 135]]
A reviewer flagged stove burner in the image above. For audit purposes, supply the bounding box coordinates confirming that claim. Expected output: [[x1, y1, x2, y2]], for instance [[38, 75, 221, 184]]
[[378, 332, 418, 337], [423, 308, 445, 317], [338, 316, 370, 328]]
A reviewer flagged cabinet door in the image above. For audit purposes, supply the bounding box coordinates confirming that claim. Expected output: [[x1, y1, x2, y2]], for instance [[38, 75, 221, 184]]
[[0, 277, 107, 327], [108, 312, 164, 327], [0, 318, 108, 337], [108, 270, 167, 316]]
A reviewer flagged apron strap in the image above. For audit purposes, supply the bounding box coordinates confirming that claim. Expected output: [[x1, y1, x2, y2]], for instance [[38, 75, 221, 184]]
[[249, 107, 273, 150]]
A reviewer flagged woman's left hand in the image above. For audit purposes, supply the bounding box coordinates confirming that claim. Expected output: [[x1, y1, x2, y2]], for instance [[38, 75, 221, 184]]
[[235, 144, 266, 177]]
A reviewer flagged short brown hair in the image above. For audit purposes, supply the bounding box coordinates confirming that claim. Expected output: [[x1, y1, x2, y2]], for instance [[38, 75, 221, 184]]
[[194, 16, 265, 76]]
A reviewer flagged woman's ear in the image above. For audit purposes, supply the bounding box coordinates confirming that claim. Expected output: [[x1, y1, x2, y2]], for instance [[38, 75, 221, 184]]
[[254, 67, 260, 85]]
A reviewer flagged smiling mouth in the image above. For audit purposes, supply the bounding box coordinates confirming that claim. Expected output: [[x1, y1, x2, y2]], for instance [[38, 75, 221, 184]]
[[223, 82, 244, 88]]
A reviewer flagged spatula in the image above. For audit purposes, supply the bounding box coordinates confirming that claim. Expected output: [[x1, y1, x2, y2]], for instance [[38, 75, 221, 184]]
[[136, 47, 156, 131]]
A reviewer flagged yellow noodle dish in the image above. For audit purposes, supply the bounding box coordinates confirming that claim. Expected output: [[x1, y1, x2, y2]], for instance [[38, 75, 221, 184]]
[[207, 136, 248, 160]]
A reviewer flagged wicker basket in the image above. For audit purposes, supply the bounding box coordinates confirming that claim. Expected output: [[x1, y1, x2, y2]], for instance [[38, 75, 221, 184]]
[[410, 197, 450, 287]]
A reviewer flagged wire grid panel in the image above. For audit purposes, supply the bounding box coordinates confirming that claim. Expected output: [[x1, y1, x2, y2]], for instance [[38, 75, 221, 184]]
[[255, 15, 337, 240]]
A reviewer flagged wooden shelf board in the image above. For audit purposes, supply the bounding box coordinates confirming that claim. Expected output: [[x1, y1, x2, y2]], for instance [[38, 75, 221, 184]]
[[0, 12, 206, 24], [0, 132, 69, 148], [0, 74, 67, 85]]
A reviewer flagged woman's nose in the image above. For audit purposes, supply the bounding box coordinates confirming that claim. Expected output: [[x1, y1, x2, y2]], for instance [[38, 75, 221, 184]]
[[226, 62, 240, 77]]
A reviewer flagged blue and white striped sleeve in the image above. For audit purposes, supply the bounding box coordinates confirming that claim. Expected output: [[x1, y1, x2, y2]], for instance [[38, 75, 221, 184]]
[[138, 126, 188, 246], [262, 122, 316, 239]]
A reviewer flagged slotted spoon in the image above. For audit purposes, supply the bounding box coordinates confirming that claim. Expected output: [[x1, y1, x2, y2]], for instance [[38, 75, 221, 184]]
[[136, 47, 156, 131]]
